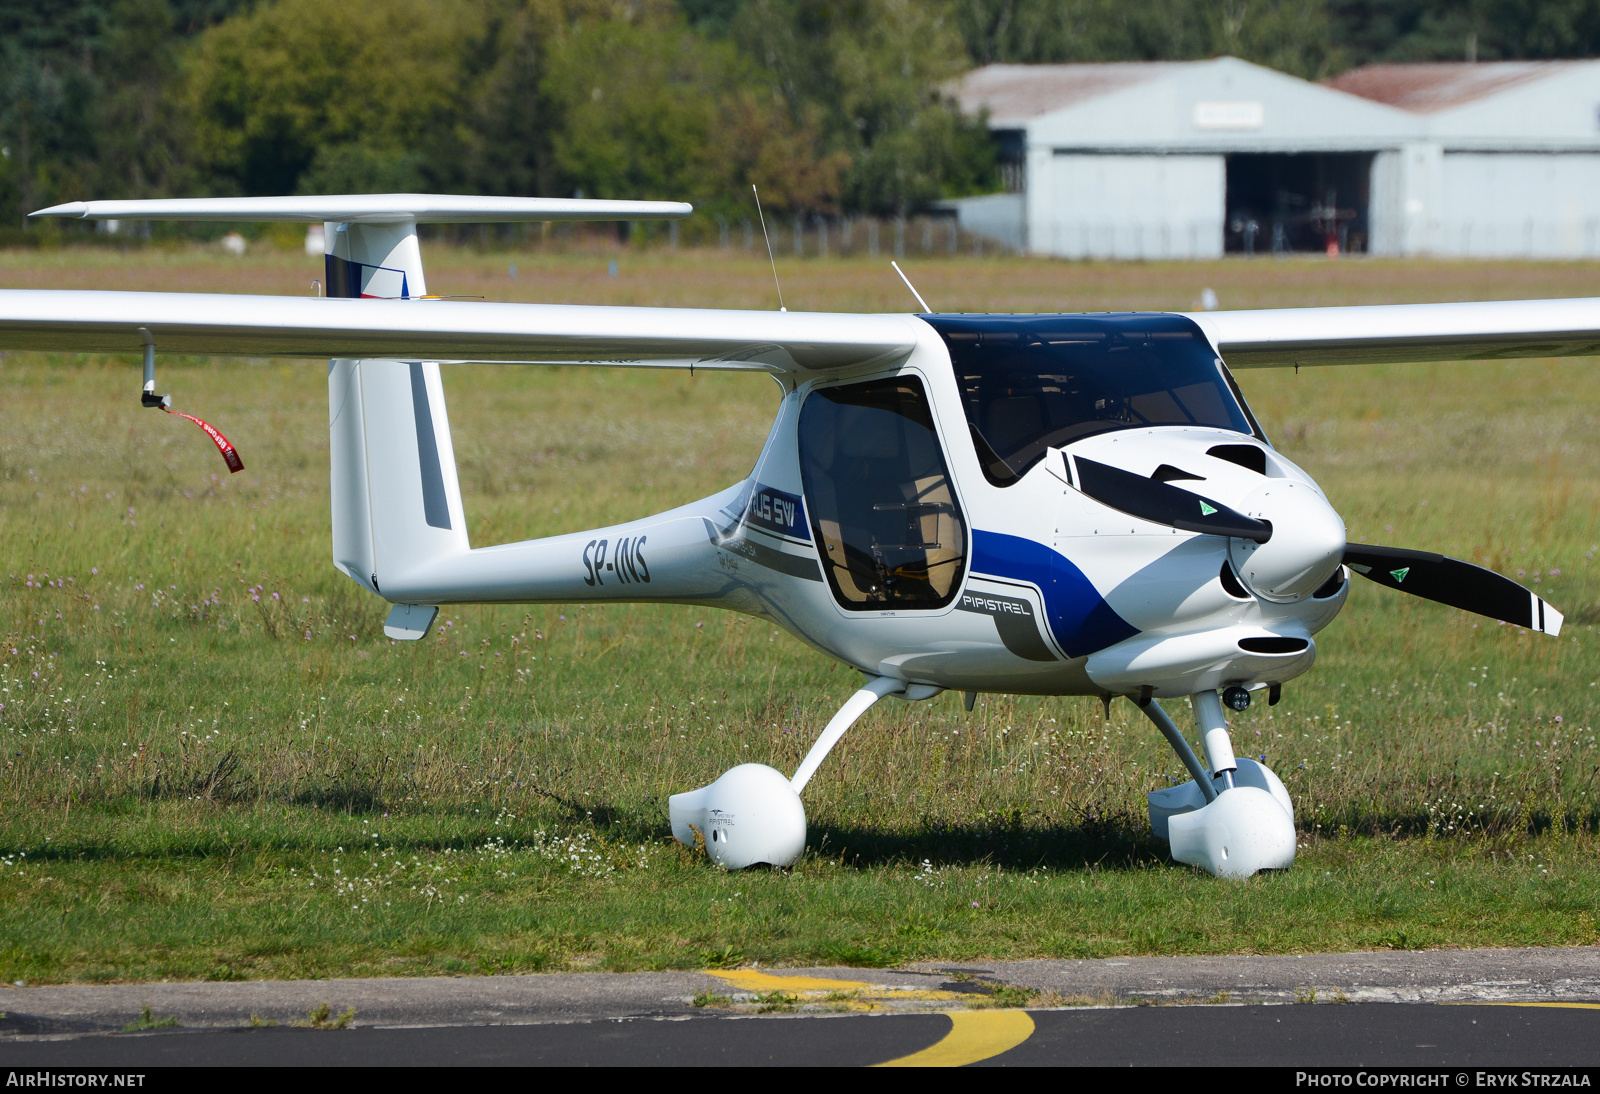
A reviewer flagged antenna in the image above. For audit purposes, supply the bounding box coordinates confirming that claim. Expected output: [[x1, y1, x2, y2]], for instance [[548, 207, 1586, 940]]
[[752, 185, 785, 312], [891, 260, 930, 312]]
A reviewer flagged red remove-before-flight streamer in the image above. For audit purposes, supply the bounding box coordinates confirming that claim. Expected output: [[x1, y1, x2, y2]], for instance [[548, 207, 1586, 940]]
[[165, 408, 244, 473]]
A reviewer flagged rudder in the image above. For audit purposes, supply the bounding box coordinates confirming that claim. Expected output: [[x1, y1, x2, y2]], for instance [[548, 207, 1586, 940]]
[[329, 358, 469, 597]]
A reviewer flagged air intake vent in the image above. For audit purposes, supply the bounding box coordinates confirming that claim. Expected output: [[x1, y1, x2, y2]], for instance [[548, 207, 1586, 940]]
[[1208, 444, 1267, 474], [1219, 560, 1250, 599], [1238, 636, 1309, 654], [1312, 567, 1347, 599]]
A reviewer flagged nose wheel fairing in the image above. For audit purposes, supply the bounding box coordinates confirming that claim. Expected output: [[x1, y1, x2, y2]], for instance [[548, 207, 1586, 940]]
[[1139, 695, 1297, 878]]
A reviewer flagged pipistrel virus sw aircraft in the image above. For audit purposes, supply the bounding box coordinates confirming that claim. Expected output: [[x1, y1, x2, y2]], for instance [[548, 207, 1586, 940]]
[[2, 194, 1583, 877]]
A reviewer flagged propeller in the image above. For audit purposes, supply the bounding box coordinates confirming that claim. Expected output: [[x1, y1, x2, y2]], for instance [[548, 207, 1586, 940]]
[[1344, 544, 1563, 635], [1072, 456, 1273, 543]]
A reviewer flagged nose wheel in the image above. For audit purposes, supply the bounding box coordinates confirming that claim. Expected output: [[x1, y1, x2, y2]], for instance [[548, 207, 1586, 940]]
[[1137, 689, 1296, 878]]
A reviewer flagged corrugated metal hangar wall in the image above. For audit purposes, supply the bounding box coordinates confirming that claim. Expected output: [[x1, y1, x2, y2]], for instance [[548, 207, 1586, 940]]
[[952, 58, 1600, 259]]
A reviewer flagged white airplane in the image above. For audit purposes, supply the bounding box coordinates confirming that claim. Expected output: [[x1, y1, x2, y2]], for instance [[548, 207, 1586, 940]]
[[1, 194, 1583, 877]]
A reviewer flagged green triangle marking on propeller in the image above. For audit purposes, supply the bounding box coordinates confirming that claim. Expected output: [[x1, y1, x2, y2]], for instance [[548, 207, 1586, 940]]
[[1390, 566, 1410, 583], [1198, 501, 1218, 516]]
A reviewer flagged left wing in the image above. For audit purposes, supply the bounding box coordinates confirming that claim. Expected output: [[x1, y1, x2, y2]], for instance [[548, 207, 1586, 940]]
[[0, 290, 918, 376], [1186, 297, 1600, 368]]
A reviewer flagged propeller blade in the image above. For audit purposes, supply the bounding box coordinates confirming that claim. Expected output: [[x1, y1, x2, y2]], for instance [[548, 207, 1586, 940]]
[[1073, 456, 1273, 543], [1344, 544, 1563, 636]]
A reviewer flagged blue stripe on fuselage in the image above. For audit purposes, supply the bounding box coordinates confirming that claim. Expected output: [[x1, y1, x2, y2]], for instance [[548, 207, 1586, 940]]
[[970, 530, 1138, 659]]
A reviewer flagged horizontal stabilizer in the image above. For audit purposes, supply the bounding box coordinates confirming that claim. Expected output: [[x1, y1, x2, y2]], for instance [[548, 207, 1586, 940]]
[[1187, 297, 1600, 369], [0, 291, 917, 376], [30, 194, 691, 224]]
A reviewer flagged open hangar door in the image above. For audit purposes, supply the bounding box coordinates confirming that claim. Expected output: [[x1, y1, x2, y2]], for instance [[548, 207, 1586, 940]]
[[1225, 153, 1374, 254]]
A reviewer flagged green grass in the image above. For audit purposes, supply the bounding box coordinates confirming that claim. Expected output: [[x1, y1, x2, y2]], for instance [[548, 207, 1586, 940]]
[[1, 249, 1598, 983]]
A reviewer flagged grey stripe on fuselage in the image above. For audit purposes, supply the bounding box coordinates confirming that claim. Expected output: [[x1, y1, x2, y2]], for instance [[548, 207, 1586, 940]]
[[703, 519, 822, 582], [957, 589, 1058, 662]]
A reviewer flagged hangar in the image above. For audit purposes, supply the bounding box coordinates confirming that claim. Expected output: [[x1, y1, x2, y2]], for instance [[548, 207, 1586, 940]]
[[950, 57, 1600, 259]]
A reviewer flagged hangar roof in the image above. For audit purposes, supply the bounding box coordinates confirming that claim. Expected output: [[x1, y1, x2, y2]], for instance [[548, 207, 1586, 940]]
[[1326, 61, 1600, 145], [951, 63, 1180, 127], [952, 56, 1415, 153], [955, 57, 1600, 151], [1325, 61, 1581, 113]]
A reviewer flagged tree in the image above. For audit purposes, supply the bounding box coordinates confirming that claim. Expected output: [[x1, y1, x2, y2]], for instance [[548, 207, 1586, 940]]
[[182, 0, 488, 195], [0, 0, 243, 230], [540, 14, 736, 201], [540, 6, 853, 213], [729, 0, 997, 215], [940, 0, 1338, 78]]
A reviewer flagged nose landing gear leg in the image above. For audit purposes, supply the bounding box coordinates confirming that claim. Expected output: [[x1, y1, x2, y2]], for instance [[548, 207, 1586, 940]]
[[1139, 689, 1297, 878], [1195, 690, 1238, 791]]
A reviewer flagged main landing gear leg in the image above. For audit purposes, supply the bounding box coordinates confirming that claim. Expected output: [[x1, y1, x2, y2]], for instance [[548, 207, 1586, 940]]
[[1142, 689, 1297, 878], [669, 675, 907, 870], [789, 675, 906, 793]]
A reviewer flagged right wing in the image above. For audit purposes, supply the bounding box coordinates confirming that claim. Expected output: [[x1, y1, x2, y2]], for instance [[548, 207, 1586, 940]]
[[0, 290, 919, 376], [1187, 297, 1600, 369]]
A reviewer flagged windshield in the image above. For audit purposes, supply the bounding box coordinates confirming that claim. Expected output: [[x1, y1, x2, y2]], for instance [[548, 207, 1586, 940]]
[[925, 314, 1259, 486]]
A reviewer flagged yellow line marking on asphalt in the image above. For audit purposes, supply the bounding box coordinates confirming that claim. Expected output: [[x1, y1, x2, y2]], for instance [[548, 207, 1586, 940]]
[[874, 1010, 1036, 1067], [705, 969, 966, 1003], [1461, 1002, 1600, 1010]]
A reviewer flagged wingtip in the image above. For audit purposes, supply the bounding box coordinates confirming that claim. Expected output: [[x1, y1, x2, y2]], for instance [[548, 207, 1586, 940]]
[[29, 201, 88, 219]]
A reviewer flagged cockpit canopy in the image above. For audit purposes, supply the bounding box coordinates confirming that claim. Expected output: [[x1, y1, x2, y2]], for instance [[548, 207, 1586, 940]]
[[925, 314, 1261, 486]]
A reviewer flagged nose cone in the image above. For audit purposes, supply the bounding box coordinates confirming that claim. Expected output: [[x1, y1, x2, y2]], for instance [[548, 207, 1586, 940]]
[[1229, 482, 1345, 602]]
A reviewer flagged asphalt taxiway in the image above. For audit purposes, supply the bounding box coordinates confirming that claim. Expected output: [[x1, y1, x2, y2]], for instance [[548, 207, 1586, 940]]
[[0, 948, 1594, 1067]]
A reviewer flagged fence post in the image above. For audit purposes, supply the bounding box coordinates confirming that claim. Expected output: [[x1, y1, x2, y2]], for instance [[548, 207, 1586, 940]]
[[869, 219, 879, 257], [894, 216, 905, 258]]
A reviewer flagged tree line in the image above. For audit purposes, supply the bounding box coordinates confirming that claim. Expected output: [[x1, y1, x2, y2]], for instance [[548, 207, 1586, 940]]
[[4, 0, 1600, 237]]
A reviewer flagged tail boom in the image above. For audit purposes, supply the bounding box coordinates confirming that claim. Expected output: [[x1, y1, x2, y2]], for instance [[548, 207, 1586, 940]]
[[375, 493, 743, 608]]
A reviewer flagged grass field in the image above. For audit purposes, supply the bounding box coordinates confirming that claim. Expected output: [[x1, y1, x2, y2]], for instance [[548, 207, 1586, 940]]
[[1, 246, 1598, 984]]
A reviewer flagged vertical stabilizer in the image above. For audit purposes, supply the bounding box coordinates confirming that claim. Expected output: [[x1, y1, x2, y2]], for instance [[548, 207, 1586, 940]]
[[325, 219, 467, 598], [325, 219, 426, 299], [329, 357, 470, 597]]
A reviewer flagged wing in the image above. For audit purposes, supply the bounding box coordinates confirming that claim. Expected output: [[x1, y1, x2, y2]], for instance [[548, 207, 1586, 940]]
[[0, 290, 918, 376], [1186, 297, 1600, 368]]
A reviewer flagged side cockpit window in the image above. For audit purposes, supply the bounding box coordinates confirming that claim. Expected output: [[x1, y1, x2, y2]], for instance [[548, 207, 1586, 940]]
[[798, 376, 967, 610]]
